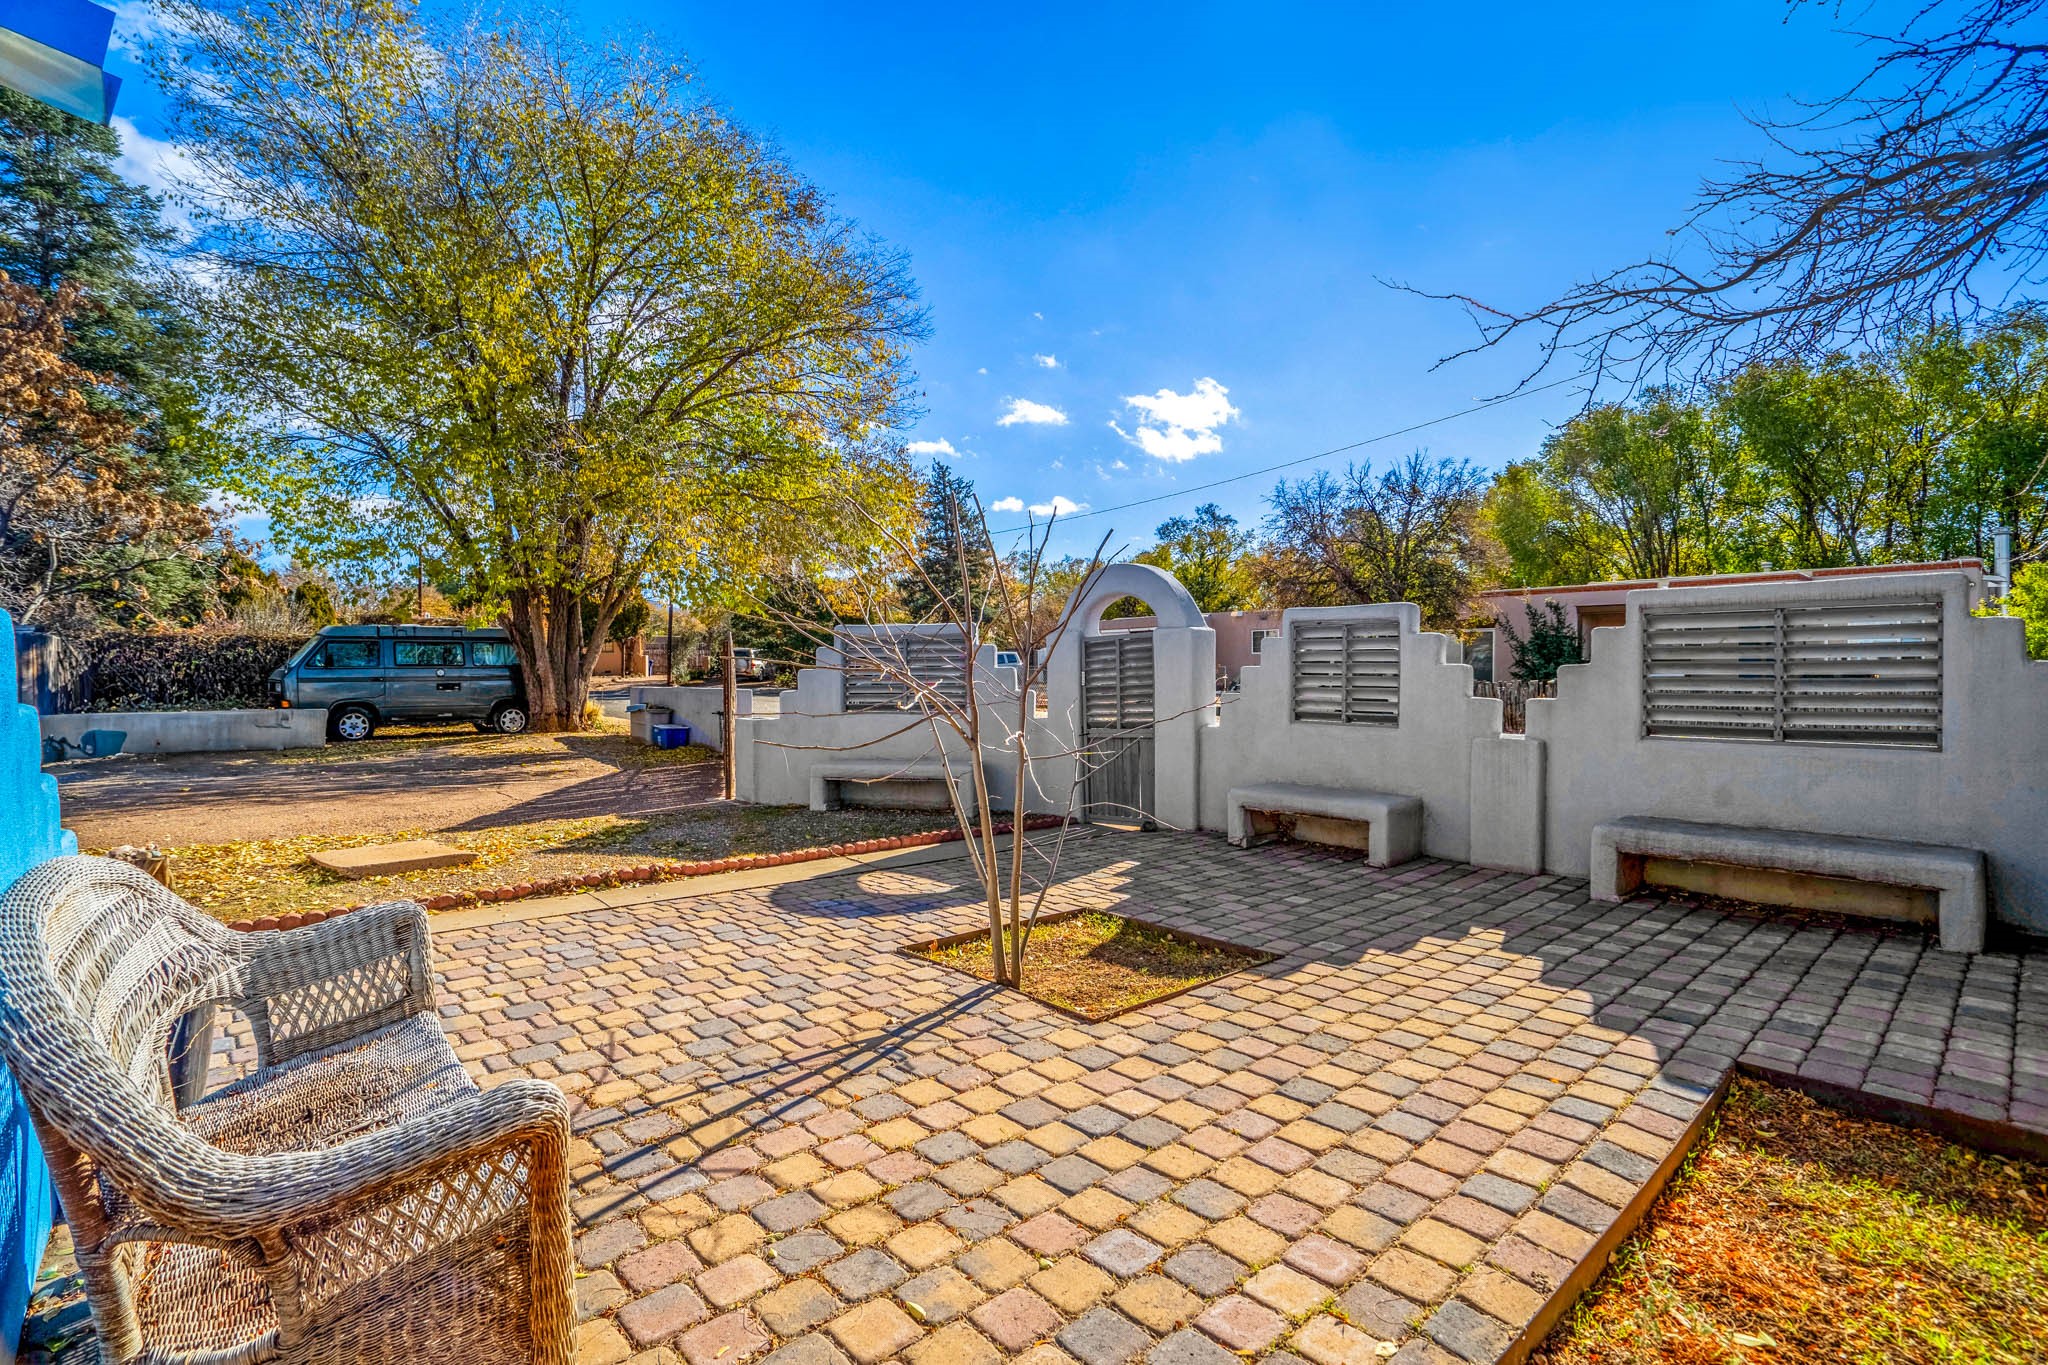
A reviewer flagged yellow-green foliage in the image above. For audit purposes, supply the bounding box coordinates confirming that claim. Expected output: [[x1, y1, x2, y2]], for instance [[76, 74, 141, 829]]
[[157, 0, 924, 724]]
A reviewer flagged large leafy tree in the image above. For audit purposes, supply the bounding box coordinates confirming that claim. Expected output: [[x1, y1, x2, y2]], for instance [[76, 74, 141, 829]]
[[161, 0, 926, 728], [1487, 316, 2048, 585], [1486, 390, 1743, 584], [1260, 452, 1496, 626], [1134, 503, 1255, 612]]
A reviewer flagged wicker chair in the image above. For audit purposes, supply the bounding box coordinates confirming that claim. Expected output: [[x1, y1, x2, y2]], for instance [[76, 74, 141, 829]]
[[0, 855, 573, 1365]]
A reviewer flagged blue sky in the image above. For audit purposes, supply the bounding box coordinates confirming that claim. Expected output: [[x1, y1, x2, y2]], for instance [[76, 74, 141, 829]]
[[107, 1, 1885, 560]]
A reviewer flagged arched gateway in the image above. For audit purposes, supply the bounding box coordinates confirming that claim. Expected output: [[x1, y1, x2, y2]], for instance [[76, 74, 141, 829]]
[[1039, 563, 1216, 831]]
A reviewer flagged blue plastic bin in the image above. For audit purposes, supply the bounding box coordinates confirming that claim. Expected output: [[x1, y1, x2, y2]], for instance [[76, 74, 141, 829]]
[[651, 723, 691, 749]]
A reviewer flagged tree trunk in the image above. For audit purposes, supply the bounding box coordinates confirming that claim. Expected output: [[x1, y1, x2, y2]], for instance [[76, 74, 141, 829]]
[[507, 584, 599, 731]]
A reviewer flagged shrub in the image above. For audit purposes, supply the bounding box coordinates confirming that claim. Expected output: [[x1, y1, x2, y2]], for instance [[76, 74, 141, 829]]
[[1505, 599, 1583, 683], [75, 628, 310, 711]]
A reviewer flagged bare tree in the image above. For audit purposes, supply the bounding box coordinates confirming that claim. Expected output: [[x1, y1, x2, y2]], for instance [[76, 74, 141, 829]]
[[1416, 0, 2048, 386], [746, 496, 1124, 987], [1258, 452, 1497, 625]]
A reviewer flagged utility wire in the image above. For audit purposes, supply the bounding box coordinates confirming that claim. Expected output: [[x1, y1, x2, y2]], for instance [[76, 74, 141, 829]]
[[987, 369, 1592, 536]]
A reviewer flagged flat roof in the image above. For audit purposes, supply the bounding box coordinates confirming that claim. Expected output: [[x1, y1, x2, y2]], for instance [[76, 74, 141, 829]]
[[1479, 559, 1984, 600]]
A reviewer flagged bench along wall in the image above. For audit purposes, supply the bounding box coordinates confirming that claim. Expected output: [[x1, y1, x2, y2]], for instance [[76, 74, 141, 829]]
[[1528, 570, 2048, 933], [734, 626, 1024, 812], [1194, 604, 1528, 865], [41, 707, 328, 756]]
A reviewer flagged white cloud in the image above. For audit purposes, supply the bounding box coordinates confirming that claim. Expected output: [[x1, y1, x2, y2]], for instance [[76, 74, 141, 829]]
[[112, 116, 201, 234], [977, 367, 988, 375], [1033, 353, 1059, 369], [996, 397, 1068, 427], [905, 438, 958, 457], [1110, 376, 1240, 463], [110, 1, 186, 59], [1029, 495, 1086, 517], [989, 496, 1026, 513]]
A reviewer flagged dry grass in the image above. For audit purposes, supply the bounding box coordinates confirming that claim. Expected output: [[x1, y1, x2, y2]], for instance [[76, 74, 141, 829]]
[[1536, 1076, 2048, 1365], [119, 802, 954, 922], [910, 910, 1273, 1019]]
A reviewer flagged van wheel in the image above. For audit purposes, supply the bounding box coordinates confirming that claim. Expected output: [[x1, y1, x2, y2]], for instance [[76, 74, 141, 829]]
[[330, 705, 376, 742], [490, 703, 530, 735]]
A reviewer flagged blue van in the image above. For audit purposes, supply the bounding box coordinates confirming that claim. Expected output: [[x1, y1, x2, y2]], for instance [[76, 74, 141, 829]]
[[269, 625, 529, 741]]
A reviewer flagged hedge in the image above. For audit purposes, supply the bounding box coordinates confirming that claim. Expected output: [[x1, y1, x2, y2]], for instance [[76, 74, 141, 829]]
[[74, 629, 311, 712]]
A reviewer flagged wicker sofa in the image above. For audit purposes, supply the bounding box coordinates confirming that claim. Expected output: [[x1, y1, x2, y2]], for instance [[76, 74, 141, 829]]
[[0, 855, 573, 1365]]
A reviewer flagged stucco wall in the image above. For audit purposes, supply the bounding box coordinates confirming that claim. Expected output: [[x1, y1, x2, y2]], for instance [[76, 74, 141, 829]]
[[41, 707, 328, 756], [628, 685, 751, 750], [1528, 570, 2048, 931], [734, 638, 1024, 811], [1194, 604, 1507, 861]]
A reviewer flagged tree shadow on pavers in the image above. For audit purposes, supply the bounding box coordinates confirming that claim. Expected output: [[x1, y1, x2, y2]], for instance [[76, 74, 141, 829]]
[[774, 827, 1953, 1094], [446, 760, 725, 830], [573, 988, 999, 1220], [763, 860, 993, 924]]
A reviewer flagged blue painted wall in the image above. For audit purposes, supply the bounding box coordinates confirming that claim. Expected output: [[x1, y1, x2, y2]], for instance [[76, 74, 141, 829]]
[[0, 612, 71, 1358]]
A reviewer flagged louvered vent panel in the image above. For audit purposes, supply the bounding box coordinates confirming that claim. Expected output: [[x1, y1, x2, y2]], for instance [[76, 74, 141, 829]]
[[1083, 635, 1154, 729], [1291, 619, 1400, 725], [1641, 609, 1780, 739], [1642, 600, 1941, 749], [840, 629, 970, 712], [1781, 602, 1941, 747]]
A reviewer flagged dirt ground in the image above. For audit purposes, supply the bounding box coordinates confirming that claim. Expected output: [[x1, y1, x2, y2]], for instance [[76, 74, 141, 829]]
[[48, 719, 950, 921], [52, 720, 715, 846]]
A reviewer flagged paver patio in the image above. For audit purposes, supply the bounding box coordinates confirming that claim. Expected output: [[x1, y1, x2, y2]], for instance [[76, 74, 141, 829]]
[[31, 829, 2048, 1364]]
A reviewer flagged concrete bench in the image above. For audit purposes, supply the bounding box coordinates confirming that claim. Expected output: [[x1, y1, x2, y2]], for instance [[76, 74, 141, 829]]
[[1227, 783, 1423, 868], [810, 757, 976, 813], [1591, 817, 1987, 953]]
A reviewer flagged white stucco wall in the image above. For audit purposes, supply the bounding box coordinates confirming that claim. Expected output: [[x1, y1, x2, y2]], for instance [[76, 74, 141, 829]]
[[628, 685, 752, 749], [1528, 570, 2048, 932], [734, 636, 1024, 811], [41, 708, 329, 756], [1194, 604, 1506, 862]]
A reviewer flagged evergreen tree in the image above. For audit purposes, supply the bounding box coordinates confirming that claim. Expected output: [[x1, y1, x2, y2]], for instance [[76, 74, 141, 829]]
[[1505, 600, 1584, 683], [0, 87, 185, 388], [901, 462, 994, 623], [0, 87, 225, 624]]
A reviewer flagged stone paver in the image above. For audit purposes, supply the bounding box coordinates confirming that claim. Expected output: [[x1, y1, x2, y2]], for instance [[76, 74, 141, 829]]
[[38, 830, 2047, 1365]]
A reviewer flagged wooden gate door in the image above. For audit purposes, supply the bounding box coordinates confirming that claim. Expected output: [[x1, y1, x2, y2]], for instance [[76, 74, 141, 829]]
[[1081, 633, 1155, 826]]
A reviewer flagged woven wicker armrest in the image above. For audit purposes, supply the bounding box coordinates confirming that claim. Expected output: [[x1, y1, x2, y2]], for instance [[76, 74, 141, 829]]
[[239, 900, 437, 1067], [160, 1078, 570, 1239]]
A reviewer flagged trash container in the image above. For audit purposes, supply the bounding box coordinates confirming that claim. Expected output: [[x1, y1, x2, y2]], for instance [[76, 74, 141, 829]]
[[651, 723, 691, 749]]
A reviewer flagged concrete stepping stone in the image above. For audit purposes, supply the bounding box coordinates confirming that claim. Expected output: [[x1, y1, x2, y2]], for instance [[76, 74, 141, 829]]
[[309, 839, 475, 879]]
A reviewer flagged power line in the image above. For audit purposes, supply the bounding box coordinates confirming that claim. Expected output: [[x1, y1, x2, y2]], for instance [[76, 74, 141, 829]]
[[987, 369, 1591, 537]]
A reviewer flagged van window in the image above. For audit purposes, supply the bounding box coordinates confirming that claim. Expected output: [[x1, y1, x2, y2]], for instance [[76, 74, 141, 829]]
[[471, 641, 518, 667], [311, 639, 379, 669], [395, 641, 465, 667]]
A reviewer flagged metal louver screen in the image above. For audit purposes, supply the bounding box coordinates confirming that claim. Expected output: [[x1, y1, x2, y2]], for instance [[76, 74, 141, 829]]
[[840, 630, 970, 712], [1642, 600, 1941, 749], [1083, 634, 1154, 729], [1291, 620, 1400, 725]]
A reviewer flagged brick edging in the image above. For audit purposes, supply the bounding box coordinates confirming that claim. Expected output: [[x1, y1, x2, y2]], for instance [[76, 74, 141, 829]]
[[1735, 1059, 2048, 1165], [225, 815, 1068, 933], [1500, 1074, 1732, 1365]]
